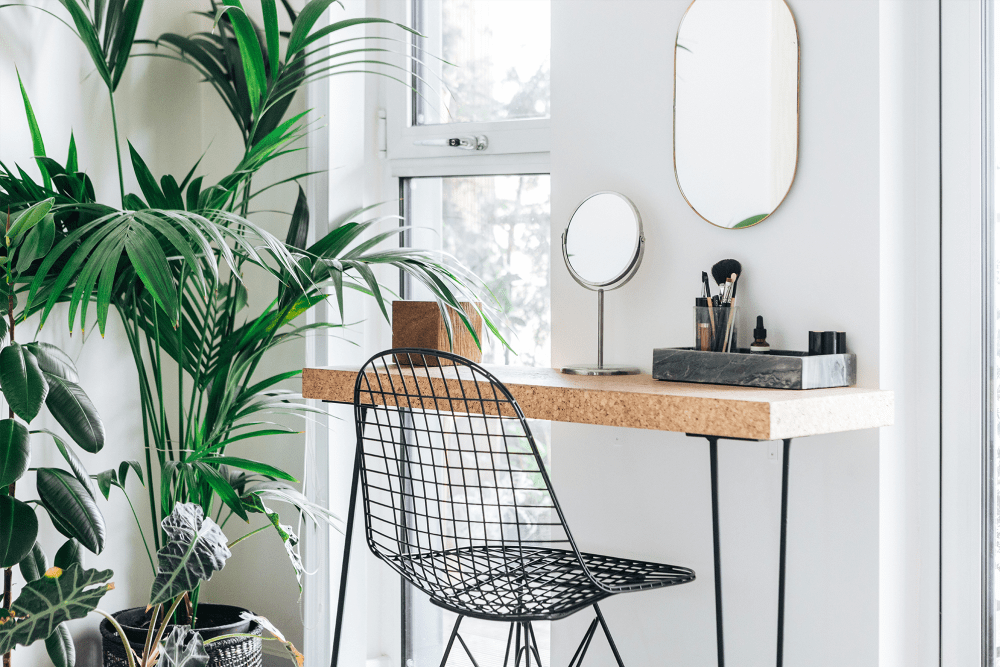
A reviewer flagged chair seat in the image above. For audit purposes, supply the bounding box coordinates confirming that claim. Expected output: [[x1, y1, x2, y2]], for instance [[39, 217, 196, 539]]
[[387, 545, 695, 621]]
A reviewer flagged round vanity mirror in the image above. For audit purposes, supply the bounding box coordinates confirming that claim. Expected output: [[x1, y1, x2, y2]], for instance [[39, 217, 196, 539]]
[[561, 192, 644, 375], [564, 192, 643, 289]]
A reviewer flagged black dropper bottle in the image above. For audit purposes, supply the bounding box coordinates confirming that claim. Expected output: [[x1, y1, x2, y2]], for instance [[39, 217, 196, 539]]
[[750, 316, 770, 354]]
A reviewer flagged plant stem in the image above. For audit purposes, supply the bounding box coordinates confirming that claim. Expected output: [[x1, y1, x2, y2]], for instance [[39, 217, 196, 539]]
[[227, 524, 270, 549], [120, 486, 156, 574], [108, 90, 125, 207], [95, 610, 139, 667]]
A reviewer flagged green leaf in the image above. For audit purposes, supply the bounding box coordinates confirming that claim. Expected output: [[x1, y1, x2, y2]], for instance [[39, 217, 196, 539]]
[[285, 0, 337, 58], [160, 626, 209, 667], [119, 460, 143, 487], [36, 468, 106, 554], [243, 495, 302, 589], [161, 174, 184, 210], [186, 176, 203, 211], [218, 1, 268, 118], [54, 539, 82, 570], [17, 542, 46, 582], [16, 213, 56, 273], [194, 463, 248, 522], [44, 373, 106, 453], [66, 132, 78, 173], [128, 142, 167, 209], [0, 343, 49, 422], [0, 419, 30, 487], [261, 0, 280, 80], [7, 198, 54, 244], [286, 185, 309, 249], [0, 563, 114, 654], [124, 223, 179, 323], [54, 0, 112, 86], [149, 503, 231, 606], [95, 469, 115, 500], [0, 495, 38, 568], [35, 429, 93, 497], [733, 213, 769, 229], [195, 456, 296, 482], [44, 623, 75, 667], [109, 0, 145, 91], [16, 68, 50, 190], [26, 343, 79, 383], [123, 193, 147, 210]]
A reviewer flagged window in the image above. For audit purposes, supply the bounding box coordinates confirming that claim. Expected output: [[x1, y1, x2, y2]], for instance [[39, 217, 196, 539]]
[[379, 2, 551, 665]]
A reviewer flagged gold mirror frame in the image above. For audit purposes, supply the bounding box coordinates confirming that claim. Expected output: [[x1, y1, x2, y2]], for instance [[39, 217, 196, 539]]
[[672, 0, 801, 230]]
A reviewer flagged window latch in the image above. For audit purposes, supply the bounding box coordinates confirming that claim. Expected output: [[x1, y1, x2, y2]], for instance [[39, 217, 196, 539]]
[[414, 135, 488, 151]]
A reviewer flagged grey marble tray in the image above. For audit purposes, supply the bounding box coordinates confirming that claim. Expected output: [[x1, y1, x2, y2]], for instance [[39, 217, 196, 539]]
[[652, 348, 857, 390]]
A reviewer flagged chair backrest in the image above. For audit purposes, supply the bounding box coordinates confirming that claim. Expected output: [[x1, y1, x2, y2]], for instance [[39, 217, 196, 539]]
[[354, 348, 578, 597]]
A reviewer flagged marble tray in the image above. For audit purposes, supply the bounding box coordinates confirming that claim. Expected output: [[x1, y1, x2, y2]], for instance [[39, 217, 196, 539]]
[[652, 348, 857, 390]]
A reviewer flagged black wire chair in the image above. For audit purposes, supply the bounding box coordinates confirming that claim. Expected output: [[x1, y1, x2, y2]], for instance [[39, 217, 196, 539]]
[[354, 348, 695, 667]]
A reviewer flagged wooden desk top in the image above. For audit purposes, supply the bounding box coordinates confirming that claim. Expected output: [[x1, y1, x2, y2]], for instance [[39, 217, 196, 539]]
[[302, 365, 893, 441]]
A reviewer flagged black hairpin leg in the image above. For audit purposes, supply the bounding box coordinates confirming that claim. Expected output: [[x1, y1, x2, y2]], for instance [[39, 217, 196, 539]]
[[690, 434, 794, 667], [776, 438, 792, 667], [330, 407, 366, 667], [707, 436, 725, 667]]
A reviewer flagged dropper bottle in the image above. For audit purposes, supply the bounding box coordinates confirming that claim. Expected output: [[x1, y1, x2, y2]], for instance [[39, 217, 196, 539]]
[[750, 316, 770, 354]]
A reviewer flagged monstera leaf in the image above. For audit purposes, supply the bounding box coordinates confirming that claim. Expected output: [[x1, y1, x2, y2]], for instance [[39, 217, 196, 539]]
[[160, 626, 209, 667], [0, 564, 114, 654], [149, 503, 231, 606]]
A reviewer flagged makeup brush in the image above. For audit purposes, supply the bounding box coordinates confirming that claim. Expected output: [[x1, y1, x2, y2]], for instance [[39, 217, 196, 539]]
[[701, 271, 716, 349], [712, 259, 742, 301]]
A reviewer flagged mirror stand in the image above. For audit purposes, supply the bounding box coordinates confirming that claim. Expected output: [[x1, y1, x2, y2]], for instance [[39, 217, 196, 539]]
[[561, 289, 641, 376]]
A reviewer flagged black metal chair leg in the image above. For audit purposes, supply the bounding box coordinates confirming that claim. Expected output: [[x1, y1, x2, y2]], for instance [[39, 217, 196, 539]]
[[527, 623, 543, 666], [329, 406, 365, 667], [708, 436, 725, 667], [503, 623, 516, 667], [593, 604, 626, 667], [568, 618, 600, 667], [776, 439, 792, 667], [439, 615, 465, 667], [456, 631, 482, 667]]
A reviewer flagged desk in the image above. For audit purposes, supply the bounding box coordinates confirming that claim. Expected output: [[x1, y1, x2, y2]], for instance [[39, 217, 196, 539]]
[[303, 365, 893, 667]]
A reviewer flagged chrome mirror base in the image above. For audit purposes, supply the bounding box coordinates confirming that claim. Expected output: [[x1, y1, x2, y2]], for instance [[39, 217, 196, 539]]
[[560, 365, 641, 376]]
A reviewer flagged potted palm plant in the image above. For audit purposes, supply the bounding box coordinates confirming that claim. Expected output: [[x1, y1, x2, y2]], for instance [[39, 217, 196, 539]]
[[0, 0, 505, 664]]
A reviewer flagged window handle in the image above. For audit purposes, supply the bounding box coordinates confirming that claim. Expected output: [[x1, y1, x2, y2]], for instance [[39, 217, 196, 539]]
[[413, 135, 488, 151]]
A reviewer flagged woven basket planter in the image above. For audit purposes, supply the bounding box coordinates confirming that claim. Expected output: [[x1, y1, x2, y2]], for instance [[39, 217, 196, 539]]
[[100, 604, 263, 667]]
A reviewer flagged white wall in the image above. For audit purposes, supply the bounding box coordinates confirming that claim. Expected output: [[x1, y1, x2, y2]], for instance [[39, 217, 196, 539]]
[[549, 1, 882, 665], [0, 3, 310, 664]]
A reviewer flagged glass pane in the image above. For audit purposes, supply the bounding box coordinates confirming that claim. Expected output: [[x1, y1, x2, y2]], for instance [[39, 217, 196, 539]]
[[412, 0, 551, 125], [993, 6, 999, 662], [404, 175, 551, 366]]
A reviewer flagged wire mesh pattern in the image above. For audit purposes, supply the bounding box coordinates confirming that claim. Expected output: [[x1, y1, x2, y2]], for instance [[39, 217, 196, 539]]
[[355, 349, 695, 623]]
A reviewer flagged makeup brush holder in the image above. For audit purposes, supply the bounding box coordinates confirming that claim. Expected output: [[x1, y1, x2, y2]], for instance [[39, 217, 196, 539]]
[[694, 305, 739, 352]]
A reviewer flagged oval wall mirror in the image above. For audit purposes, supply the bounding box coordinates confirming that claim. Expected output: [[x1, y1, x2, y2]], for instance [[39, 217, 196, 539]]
[[561, 192, 644, 375], [674, 0, 799, 229]]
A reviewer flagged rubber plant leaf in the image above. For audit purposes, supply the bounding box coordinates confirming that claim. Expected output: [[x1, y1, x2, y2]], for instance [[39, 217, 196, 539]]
[[54, 539, 83, 570], [0, 495, 37, 568], [0, 343, 48, 422], [35, 428, 94, 497], [0, 563, 114, 655], [26, 343, 80, 382], [160, 626, 209, 667], [44, 373, 106, 453], [0, 419, 30, 487], [44, 623, 75, 667], [17, 542, 46, 582], [149, 503, 231, 606], [36, 468, 107, 554]]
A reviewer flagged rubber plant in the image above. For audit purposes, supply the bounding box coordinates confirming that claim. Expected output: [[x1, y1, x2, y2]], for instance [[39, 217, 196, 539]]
[[0, 0, 506, 659], [0, 198, 116, 667]]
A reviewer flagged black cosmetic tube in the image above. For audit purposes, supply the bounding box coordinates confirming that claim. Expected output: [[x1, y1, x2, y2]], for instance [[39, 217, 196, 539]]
[[821, 331, 836, 355], [836, 331, 847, 353], [808, 331, 823, 355]]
